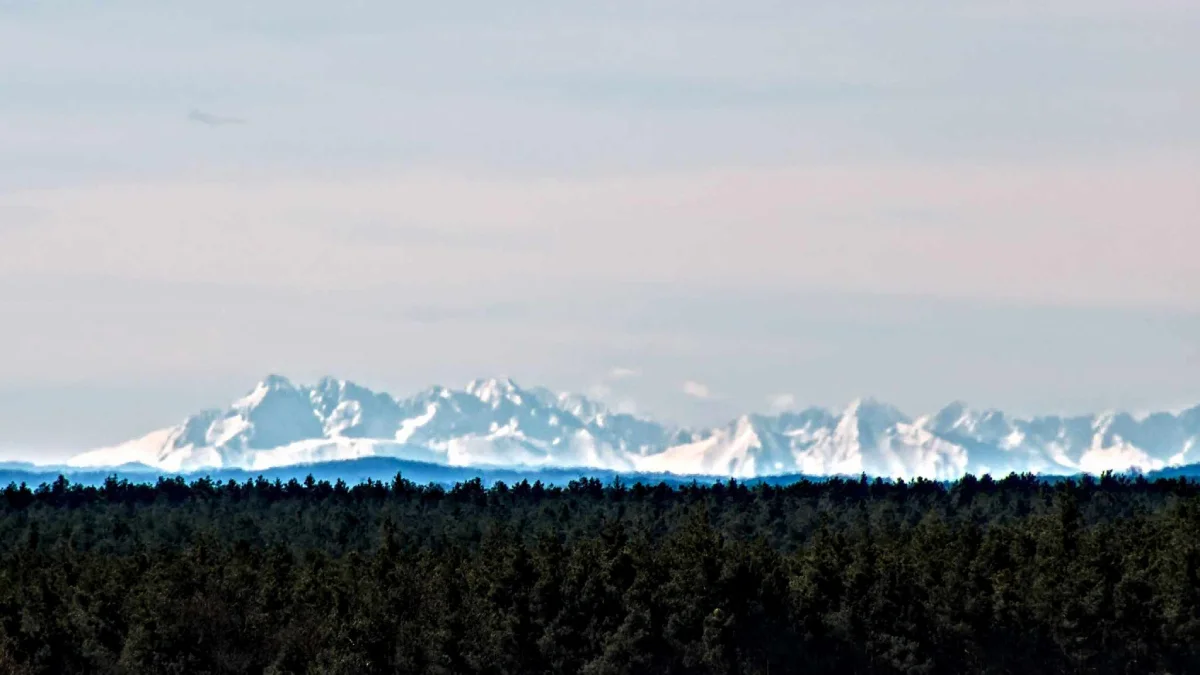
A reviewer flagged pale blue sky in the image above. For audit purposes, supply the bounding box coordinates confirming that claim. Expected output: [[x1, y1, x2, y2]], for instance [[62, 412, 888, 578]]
[[1, 0, 1198, 459]]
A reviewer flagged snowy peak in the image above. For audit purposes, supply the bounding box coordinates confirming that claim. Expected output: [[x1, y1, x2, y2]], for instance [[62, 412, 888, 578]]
[[924, 402, 1016, 445], [843, 397, 910, 428], [465, 377, 527, 407], [66, 376, 1200, 480], [1181, 405, 1200, 428], [258, 373, 295, 390], [928, 401, 971, 431], [221, 376, 325, 450], [234, 374, 308, 411], [555, 392, 609, 421], [308, 378, 405, 439], [775, 407, 838, 438], [833, 398, 910, 454]]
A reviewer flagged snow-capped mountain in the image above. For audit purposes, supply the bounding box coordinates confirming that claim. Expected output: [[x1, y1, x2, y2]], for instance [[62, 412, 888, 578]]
[[68, 376, 673, 475], [68, 376, 1200, 479]]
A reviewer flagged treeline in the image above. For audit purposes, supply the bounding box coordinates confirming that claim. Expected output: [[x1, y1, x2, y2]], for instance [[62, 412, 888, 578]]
[[1, 472, 1199, 673]]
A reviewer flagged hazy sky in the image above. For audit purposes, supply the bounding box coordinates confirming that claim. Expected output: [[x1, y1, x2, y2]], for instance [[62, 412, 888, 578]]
[[1, 0, 1198, 460]]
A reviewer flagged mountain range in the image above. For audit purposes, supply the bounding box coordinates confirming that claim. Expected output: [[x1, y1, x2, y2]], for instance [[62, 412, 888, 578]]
[[66, 375, 1200, 479]]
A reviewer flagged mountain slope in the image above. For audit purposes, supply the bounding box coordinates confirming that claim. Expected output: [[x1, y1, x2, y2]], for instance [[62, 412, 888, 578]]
[[67, 376, 1200, 479]]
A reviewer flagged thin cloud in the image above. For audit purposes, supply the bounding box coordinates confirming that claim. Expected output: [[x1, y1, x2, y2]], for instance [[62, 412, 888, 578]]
[[608, 367, 640, 380], [682, 380, 713, 400], [768, 393, 797, 411], [581, 366, 640, 406], [188, 109, 246, 126]]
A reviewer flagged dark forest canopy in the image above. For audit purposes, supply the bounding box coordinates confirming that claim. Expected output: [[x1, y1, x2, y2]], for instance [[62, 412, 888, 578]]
[[2, 472, 1199, 674]]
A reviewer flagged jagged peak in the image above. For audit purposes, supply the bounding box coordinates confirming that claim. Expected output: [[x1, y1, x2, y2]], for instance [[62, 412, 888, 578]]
[[774, 406, 838, 427], [936, 400, 971, 421], [1180, 404, 1200, 427], [312, 375, 346, 391], [408, 383, 450, 398], [179, 408, 224, 428], [731, 413, 770, 435], [465, 376, 523, 400], [556, 392, 609, 419], [307, 377, 349, 405], [233, 374, 303, 410], [258, 373, 297, 391], [930, 401, 997, 429], [842, 397, 909, 426]]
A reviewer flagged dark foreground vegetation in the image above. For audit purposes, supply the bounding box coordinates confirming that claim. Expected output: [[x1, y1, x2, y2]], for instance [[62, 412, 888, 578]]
[[1, 473, 1199, 674]]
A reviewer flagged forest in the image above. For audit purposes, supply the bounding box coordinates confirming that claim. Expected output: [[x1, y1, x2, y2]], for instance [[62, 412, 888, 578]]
[[1, 471, 1198, 674]]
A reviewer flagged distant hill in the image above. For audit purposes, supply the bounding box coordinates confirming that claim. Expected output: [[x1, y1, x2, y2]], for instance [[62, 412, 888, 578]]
[[0, 456, 758, 489], [6, 455, 1200, 491]]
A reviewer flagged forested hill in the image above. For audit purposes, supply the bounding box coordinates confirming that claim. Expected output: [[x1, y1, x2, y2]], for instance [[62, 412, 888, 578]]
[[2, 473, 1200, 673], [0, 456, 819, 492], [11, 452, 1200, 491]]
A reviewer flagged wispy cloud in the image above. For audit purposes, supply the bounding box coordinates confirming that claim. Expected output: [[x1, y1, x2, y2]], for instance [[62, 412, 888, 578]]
[[608, 367, 640, 380], [768, 393, 797, 411], [188, 109, 246, 127], [682, 380, 714, 400], [581, 367, 640, 407]]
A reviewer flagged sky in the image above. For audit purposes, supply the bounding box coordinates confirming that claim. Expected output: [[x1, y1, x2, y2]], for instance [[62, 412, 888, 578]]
[[1, 0, 1198, 460]]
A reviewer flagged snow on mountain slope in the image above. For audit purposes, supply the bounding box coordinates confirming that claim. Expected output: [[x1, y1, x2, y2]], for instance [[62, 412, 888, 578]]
[[918, 402, 1200, 476], [637, 400, 968, 480], [636, 415, 783, 478], [67, 376, 1200, 479], [70, 376, 669, 474]]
